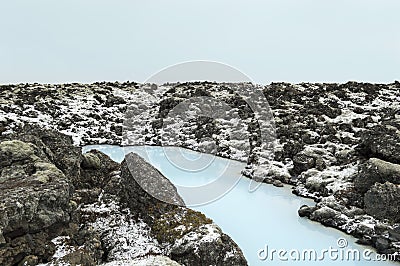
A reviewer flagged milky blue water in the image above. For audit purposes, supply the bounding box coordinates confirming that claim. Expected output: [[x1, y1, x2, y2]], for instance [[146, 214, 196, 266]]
[[83, 145, 398, 266]]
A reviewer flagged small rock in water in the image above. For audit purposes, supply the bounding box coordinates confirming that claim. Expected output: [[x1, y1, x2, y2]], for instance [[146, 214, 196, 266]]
[[272, 180, 284, 187]]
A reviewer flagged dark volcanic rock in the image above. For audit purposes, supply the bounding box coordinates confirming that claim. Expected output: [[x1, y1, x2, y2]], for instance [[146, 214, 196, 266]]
[[373, 236, 391, 253], [298, 205, 317, 217], [112, 152, 185, 221], [0, 139, 71, 265], [0, 127, 108, 265], [0, 126, 247, 265], [104, 95, 126, 107], [2, 124, 82, 185], [309, 206, 343, 227], [293, 152, 316, 174], [364, 182, 400, 223], [354, 158, 400, 194], [112, 153, 247, 265], [357, 125, 400, 164], [170, 229, 247, 266], [0, 130, 101, 265], [80, 150, 119, 189], [2, 81, 399, 262]]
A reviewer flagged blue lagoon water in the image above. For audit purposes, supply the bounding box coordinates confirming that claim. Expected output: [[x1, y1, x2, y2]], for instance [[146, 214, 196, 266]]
[[83, 145, 398, 266]]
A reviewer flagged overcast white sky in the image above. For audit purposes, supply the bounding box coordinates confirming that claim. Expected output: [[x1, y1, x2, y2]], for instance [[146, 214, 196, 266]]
[[1, 0, 399, 84]]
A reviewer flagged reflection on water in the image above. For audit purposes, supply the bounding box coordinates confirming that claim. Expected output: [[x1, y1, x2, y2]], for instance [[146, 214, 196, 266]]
[[83, 145, 398, 266]]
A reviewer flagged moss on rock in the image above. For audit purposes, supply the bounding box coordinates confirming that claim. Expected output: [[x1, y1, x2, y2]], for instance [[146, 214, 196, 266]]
[[81, 152, 101, 170], [32, 162, 65, 183], [0, 140, 38, 167], [152, 207, 212, 244]]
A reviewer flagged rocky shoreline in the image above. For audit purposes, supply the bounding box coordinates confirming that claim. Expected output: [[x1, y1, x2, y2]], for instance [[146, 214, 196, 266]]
[[0, 126, 246, 265], [1, 81, 400, 262]]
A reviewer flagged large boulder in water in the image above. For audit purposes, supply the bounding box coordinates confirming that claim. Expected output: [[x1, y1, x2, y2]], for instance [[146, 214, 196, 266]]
[[108, 152, 248, 266], [106, 152, 185, 222], [0, 125, 247, 265]]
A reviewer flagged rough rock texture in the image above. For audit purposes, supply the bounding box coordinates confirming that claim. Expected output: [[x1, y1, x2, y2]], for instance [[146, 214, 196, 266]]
[[0, 82, 275, 180], [0, 127, 247, 265], [364, 182, 400, 223], [357, 124, 400, 164], [354, 158, 400, 193], [1, 81, 400, 259], [3, 124, 83, 186], [292, 152, 316, 174], [116, 153, 185, 221], [170, 224, 246, 266], [0, 138, 71, 265], [105, 154, 247, 266], [0, 127, 105, 265]]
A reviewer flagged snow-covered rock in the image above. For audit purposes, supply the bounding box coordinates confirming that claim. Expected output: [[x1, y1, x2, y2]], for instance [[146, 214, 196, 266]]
[[1, 80, 400, 259], [0, 127, 247, 265]]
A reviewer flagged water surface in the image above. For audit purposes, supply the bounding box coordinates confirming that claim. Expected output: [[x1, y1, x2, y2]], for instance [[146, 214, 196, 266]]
[[83, 145, 398, 266]]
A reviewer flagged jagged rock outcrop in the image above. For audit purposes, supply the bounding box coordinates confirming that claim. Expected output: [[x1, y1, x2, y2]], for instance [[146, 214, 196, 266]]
[[0, 126, 247, 266], [364, 182, 400, 223], [0, 127, 105, 265], [357, 124, 400, 164], [1, 80, 400, 261], [113, 153, 185, 222], [3, 125, 83, 185], [354, 158, 400, 193], [102, 153, 247, 266], [292, 152, 315, 174], [0, 139, 71, 265]]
